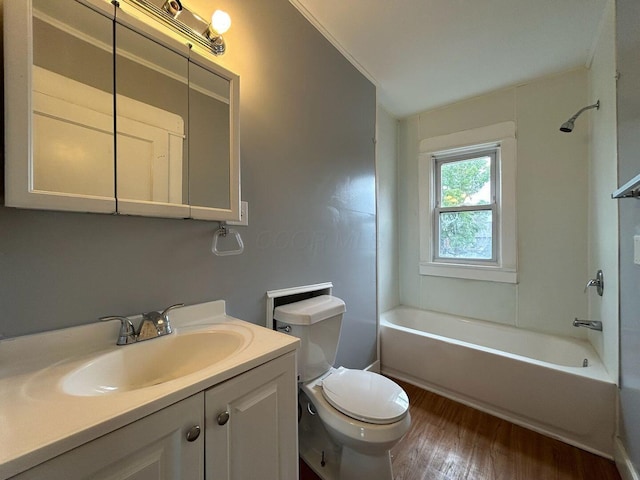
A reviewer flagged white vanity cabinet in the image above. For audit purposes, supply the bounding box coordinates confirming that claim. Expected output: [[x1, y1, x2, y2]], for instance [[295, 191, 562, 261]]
[[10, 353, 297, 480], [12, 393, 205, 480], [205, 352, 298, 480]]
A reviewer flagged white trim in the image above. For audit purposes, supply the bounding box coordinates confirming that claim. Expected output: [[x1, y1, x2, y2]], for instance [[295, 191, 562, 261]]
[[287, 0, 378, 87], [615, 437, 640, 480], [419, 263, 517, 283], [418, 122, 517, 283], [419, 122, 516, 152]]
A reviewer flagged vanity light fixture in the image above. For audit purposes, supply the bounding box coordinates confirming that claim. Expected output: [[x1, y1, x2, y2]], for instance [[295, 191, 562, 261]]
[[204, 10, 231, 55], [162, 0, 182, 18], [128, 0, 231, 56]]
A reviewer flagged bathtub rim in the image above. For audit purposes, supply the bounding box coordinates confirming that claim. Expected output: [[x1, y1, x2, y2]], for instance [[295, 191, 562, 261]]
[[380, 306, 614, 384]]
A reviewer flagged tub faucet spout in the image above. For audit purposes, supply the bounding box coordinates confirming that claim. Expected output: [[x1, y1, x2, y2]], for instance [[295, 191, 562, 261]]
[[573, 318, 603, 331]]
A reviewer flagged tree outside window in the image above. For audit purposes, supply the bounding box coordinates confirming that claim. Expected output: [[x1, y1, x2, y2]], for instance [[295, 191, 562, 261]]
[[435, 150, 497, 262]]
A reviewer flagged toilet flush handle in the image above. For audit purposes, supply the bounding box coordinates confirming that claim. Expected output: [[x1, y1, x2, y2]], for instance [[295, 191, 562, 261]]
[[307, 402, 317, 416], [277, 324, 291, 333]]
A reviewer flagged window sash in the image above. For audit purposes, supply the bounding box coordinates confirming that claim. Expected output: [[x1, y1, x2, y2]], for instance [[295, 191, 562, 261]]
[[433, 148, 499, 264]]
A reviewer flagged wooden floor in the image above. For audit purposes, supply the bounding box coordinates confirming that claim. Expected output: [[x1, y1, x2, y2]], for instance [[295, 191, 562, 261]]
[[300, 379, 621, 480]]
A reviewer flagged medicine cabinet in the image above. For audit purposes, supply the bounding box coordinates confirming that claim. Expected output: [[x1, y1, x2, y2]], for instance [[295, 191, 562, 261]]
[[4, 0, 240, 221]]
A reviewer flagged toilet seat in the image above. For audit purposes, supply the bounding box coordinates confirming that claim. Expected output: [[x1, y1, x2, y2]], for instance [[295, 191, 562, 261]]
[[321, 367, 409, 425]]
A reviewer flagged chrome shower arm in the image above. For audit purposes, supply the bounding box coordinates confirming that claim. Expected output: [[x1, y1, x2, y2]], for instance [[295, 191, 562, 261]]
[[568, 101, 600, 122]]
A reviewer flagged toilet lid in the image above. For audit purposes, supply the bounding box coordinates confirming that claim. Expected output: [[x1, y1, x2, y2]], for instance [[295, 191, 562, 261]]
[[321, 367, 409, 425]]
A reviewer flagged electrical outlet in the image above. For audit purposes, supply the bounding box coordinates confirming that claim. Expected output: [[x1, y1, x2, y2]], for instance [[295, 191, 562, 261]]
[[227, 201, 248, 226]]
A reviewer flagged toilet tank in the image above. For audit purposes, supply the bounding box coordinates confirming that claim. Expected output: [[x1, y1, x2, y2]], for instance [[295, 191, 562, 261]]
[[273, 295, 345, 382]]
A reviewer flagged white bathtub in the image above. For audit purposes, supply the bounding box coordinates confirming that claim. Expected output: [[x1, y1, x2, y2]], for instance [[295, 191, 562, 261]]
[[380, 306, 616, 457]]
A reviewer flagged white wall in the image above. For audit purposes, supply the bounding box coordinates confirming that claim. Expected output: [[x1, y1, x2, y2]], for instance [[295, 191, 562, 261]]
[[587, 0, 618, 381], [376, 106, 400, 313], [397, 69, 591, 339]]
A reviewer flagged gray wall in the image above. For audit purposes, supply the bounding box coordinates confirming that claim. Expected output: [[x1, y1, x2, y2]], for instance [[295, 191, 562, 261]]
[[617, 0, 640, 470], [0, 0, 377, 370]]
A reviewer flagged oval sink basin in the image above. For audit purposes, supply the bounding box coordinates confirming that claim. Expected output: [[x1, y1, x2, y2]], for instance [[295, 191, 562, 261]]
[[61, 329, 250, 396]]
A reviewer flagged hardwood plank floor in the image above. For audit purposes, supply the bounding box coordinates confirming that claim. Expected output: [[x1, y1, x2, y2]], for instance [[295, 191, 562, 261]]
[[300, 379, 621, 480]]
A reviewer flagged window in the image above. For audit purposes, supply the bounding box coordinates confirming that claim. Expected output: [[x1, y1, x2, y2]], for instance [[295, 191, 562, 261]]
[[419, 122, 517, 283], [434, 147, 498, 263]]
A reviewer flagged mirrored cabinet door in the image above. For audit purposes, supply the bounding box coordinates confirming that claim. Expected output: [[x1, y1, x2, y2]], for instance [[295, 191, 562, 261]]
[[188, 52, 240, 221], [5, 0, 116, 213], [114, 20, 190, 218]]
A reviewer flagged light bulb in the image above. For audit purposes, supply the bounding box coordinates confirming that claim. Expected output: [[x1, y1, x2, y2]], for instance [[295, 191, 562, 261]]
[[211, 10, 231, 35]]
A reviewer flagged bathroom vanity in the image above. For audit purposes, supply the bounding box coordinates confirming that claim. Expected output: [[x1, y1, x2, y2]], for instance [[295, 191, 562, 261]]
[[0, 301, 299, 479]]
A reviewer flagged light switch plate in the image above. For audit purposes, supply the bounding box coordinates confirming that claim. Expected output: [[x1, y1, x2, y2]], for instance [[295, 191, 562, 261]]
[[227, 201, 248, 226], [634, 235, 640, 265]]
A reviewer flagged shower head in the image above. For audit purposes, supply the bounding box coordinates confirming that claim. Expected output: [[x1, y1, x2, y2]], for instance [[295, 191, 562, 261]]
[[559, 119, 576, 133], [559, 100, 600, 133]]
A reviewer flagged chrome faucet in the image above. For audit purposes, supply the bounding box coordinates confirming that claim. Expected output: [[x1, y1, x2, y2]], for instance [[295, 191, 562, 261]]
[[573, 318, 603, 331], [138, 303, 184, 341], [101, 303, 185, 345]]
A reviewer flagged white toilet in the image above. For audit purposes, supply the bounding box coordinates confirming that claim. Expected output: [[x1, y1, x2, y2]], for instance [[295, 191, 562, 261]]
[[273, 295, 410, 480]]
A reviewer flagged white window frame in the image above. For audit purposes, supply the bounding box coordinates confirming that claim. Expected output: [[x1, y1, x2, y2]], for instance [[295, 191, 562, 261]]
[[418, 122, 517, 283], [433, 146, 499, 264]]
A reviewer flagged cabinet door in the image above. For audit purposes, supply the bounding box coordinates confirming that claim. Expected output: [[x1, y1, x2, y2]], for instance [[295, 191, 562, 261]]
[[113, 18, 190, 219], [4, 0, 117, 214], [205, 353, 298, 480], [187, 51, 240, 222], [14, 394, 204, 480]]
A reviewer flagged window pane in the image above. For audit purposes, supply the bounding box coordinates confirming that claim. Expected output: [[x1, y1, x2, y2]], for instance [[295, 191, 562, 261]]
[[439, 210, 493, 259], [440, 156, 491, 207]]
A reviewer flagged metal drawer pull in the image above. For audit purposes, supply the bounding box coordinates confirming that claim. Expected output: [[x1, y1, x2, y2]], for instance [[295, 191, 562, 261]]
[[217, 411, 230, 425], [186, 425, 201, 442]]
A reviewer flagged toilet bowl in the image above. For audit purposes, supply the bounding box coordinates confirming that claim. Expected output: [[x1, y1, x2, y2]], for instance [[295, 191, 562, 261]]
[[273, 295, 411, 480], [306, 367, 410, 445]]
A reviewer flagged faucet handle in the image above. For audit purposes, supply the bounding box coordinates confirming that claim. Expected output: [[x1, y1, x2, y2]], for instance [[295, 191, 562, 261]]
[[584, 270, 604, 296], [152, 303, 183, 335], [100, 315, 137, 345], [584, 279, 598, 293], [161, 303, 185, 320], [162, 303, 185, 315]]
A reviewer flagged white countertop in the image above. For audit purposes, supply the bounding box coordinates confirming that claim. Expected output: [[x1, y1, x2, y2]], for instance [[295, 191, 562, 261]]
[[0, 300, 298, 479]]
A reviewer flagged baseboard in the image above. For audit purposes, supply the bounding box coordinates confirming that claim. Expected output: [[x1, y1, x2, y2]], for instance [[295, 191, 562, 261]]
[[615, 437, 640, 480], [365, 360, 381, 373]]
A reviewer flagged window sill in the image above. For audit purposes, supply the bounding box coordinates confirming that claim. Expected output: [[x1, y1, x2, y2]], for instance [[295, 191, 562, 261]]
[[419, 262, 518, 284]]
